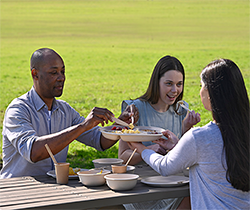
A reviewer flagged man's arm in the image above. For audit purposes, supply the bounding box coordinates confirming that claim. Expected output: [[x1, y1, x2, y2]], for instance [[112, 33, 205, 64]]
[[31, 107, 114, 162], [31, 122, 89, 162]]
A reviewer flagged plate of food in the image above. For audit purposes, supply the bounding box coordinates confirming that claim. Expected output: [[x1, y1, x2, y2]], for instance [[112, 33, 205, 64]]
[[99, 125, 164, 142], [47, 167, 88, 179], [141, 175, 189, 187]]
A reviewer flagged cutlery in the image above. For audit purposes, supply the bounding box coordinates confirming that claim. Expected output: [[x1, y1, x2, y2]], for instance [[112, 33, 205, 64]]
[[125, 148, 137, 166], [45, 144, 58, 164], [177, 100, 191, 112], [111, 116, 130, 127], [130, 105, 134, 125]]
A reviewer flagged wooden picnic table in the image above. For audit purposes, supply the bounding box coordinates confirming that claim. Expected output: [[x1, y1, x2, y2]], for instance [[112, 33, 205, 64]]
[[0, 164, 189, 209]]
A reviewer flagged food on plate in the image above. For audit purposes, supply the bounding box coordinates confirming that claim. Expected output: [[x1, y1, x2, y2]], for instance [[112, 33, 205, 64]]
[[69, 167, 81, 175], [69, 167, 75, 175], [119, 129, 140, 134], [109, 126, 161, 135], [129, 123, 134, 129], [111, 126, 124, 130], [141, 129, 160, 134], [112, 127, 140, 134], [103, 125, 163, 139]]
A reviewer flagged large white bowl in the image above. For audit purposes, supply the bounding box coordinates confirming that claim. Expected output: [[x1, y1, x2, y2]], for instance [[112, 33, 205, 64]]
[[99, 126, 164, 142], [104, 173, 139, 191], [77, 169, 111, 186], [92, 158, 124, 168]]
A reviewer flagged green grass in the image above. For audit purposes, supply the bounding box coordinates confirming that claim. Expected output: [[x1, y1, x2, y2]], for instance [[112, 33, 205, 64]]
[[0, 0, 249, 168]]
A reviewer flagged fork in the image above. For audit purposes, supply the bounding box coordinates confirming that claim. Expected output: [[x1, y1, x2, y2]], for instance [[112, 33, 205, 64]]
[[177, 100, 191, 112], [130, 105, 134, 125]]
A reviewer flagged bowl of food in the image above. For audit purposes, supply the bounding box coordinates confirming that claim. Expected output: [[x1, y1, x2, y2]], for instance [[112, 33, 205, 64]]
[[77, 169, 111, 186], [99, 125, 164, 142], [104, 173, 139, 191], [111, 165, 135, 174], [92, 158, 124, 169]]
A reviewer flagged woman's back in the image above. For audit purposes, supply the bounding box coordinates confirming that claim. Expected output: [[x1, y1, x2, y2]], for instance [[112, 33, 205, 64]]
[[184, 122, 250, 209]]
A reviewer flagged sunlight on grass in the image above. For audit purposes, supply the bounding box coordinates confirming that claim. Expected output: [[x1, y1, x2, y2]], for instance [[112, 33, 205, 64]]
[[0, 0, 249, 167]]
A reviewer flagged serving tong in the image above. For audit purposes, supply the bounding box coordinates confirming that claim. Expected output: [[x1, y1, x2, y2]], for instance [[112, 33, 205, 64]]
[[111, 116, 131, 127]]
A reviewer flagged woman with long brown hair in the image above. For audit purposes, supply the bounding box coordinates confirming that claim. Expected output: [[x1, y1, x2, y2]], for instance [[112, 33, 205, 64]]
[[128, 59, 250, 209], [119, 55, 200, 209]]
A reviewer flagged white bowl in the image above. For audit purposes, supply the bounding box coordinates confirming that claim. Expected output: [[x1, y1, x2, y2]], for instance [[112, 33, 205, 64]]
[[104, 173, 139, 191], [126, 165, 135, 173], [99, 126, 164, 142], [92, 158, 124, 168], [77, 169, 111, 186]]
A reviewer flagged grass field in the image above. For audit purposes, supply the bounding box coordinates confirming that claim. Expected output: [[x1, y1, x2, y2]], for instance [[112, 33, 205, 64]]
[[0, 0, 249, 168]]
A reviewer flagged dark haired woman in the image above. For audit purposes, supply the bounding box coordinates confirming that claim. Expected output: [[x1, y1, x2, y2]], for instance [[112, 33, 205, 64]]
[[119, 55, 200, 209], [128, 59, 250, 209]]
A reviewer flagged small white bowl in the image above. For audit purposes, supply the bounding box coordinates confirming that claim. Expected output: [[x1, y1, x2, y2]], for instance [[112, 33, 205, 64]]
[[92, 158, 124, 168], [78, 169, 111, 186], [126, 165, 135, 173], [104, 173, 139, 191]]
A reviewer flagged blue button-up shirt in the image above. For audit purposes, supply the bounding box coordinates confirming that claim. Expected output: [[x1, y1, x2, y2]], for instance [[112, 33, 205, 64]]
[[1, 87, 103, 178]]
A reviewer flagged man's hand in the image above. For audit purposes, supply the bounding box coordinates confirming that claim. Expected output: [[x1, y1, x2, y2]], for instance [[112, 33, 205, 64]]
[[83, 107, 114, 130]]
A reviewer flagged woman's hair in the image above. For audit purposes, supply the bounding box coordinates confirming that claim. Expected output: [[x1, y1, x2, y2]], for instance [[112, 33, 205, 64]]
[[201, 59, 250, 192], [138, 55, 185, 113]]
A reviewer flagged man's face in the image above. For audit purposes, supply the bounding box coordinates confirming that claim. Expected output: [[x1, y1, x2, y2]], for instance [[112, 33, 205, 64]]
[[34, 52, 65, 100]]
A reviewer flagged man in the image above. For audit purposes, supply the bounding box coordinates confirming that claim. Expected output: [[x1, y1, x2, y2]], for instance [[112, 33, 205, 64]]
[[0, 48, 129, 178]]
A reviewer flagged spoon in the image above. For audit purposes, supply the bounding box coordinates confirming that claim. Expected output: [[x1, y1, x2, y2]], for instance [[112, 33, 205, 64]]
[[125, 148, 137, 166], [130, 105, 134, 125], [45, 144, 58, 165]]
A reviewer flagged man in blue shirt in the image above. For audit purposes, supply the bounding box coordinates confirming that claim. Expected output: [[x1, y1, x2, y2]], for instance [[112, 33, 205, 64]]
[[1, 48, 128, 178]]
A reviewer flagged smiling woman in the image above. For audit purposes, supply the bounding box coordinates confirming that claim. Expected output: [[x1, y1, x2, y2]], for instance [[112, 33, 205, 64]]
[[118, 55, 201, 166], [118, 55, 201, 210]]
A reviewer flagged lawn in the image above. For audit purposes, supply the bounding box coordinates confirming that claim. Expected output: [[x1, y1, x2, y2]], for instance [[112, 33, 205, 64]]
[[0, 0, 249, 168]]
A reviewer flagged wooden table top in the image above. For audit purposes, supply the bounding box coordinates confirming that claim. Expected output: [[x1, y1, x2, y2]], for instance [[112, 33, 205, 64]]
[[0, 165, 189, 210]]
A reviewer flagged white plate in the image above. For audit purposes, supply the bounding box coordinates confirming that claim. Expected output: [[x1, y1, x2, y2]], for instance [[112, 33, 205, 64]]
[[92, 158, 124, 168], [93, 165, 135, 172], [99, 126, 164, 142], [141, 175, 189, 187], [47, 168, 88, 179]]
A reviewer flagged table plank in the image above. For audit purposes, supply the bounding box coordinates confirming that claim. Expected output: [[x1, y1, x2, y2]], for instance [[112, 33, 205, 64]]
[[0, 165, 189, 210]]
